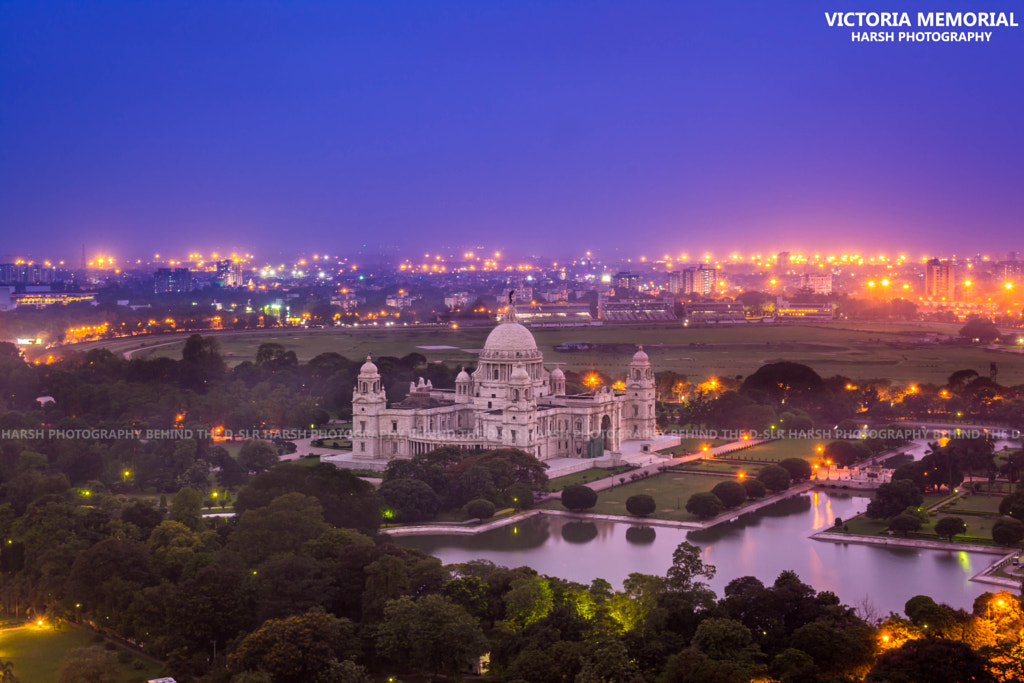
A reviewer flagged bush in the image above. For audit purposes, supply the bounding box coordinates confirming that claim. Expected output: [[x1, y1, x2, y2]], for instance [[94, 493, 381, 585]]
[[561, 484, 598, 512], [625, 494, 657, 517], [779, 457, 813, 482], [464, 498, 496, 520], [685, 492, 724, 519], [711, 481, 747, 509], [890, 513, 922, 537], [742, 478, 767, 499], [757, 464, 792, 492]]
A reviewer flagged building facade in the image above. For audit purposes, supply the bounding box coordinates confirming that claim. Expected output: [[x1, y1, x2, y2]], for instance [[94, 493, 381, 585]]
[[925, 258, 955, 300], [350, 307, 656, 462]]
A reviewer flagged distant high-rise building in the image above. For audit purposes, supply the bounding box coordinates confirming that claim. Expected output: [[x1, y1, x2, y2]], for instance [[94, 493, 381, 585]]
[[776, 252, 791, 274], [924, 259, 955, 300], [0, 263, 55, 285], [154, 268, 193, 293], [800, 273, 834, 295], [682, 265, 715, 296], [614, 271, 640, 291], [667, 271, 682, 294], [216, 260, 243, 288]]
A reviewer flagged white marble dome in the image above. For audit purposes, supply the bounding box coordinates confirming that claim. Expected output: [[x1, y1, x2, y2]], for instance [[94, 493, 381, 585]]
[[360, 354, 378, 375], [456, 367, 470, 382], [632, 346, 649, 363], [550, 367, 565, 379], [482, 320, 538, 354]]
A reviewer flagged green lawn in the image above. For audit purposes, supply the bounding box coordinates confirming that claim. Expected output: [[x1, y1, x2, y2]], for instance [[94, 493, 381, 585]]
[[672, 459, 755, 475], [940, 494, 1006, 515], [716, 439, 837, 464], [0, 623, 164, 683], [541, 471, 745, 522], [657, 439, 730, 456], [547, 466, 636, 490], [74, 320, 1024, 386]]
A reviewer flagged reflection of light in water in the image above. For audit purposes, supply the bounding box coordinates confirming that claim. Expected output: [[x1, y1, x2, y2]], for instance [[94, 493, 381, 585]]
[[825, 498, 833, 529], [512, 526, 518, 535], [812, 491, 823, 530], [959, 551, 971, 572]]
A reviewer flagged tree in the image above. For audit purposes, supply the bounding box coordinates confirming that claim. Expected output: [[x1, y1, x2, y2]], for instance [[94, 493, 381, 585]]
[[686, 492, 724, 519], [560, 484, 598, 512], [0, 660, 18, 683], [711, 481, 746, 509], [57, 647, 118, 683], [239, 440, 280, 474], [377, 478, 441, 523], [227, 609, 359, 683], [865, 637, 995, 683], [779, 458, 812, 482], [934, 516, 967, 542], [890, 513, 922, 537], [757, 464, 791, 492], [625, 494, 656, 517], [959, 318, 1001, 344], [866, 480, 923, 519], [375, 594, 488, 678], [504, 575, 554, 630], [742, 478, 766, 499], [992, 518, 1024, 547], [169, 487, 203, 530], [824, 440, 872, 467], [464, 498, 495, 520], [667, 541, 716, 594], [998, 490, 1024, 521], [740, 362, 824, 405]]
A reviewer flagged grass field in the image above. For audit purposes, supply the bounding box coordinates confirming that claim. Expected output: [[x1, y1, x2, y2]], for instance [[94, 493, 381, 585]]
[[716, 439, 839, 464], [0, 623, 164, 683], [541, 471, 741, 522], [547, 465, 636, 490], [940, 494, 1006, 515], [834, 493, 1004, 546], [657, 439, 730, 456], [74, 320, 1024, 386]]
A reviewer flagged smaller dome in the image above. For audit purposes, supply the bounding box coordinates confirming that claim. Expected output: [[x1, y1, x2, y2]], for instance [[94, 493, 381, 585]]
[[456, 367, 470, 382], [632, 345, 649, 363], [360, 354, 378, 375], [509, 365, 531, 384], [550, 367, 565, 379]]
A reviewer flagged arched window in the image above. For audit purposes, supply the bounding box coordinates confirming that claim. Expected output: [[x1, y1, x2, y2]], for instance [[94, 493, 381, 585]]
[[514, 389, 520, 401], [494, 368, 499, 380]]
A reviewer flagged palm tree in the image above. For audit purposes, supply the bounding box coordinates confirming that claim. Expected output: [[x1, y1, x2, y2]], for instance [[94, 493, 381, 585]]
[[0, 659, 21, 683]]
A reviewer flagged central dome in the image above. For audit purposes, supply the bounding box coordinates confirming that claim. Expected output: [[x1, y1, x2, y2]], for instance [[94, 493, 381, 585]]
[[483, 320, 538, 353]]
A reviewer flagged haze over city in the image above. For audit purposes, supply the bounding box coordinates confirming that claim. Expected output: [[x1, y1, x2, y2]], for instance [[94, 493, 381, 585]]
[[3, 0, 1024, 259]]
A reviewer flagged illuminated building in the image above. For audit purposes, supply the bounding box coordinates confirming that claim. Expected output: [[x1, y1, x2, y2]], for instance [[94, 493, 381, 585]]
[[345, 305, 656, 463], [775, 298, 834, 320], [800, 273, 835, 295], [154, 268, 193, 294], [925, 258, 955, 300]]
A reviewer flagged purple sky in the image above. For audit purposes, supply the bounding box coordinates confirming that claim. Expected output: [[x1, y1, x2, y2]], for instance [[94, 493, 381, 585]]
[[2, 1, 1023, 262]]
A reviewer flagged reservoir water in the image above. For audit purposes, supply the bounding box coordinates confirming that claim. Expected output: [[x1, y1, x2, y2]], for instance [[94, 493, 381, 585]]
[[394, 490, 998, 615]]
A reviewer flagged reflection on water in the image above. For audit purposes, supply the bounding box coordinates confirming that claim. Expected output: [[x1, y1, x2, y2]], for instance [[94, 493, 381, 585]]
[[562, 521, 599, 544], [625, 526, 657, 545], [395, 491, 993, 614]]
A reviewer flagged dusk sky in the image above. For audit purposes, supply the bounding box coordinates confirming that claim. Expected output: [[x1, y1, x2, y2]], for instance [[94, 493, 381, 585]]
[[2, 1, 1023, 262]]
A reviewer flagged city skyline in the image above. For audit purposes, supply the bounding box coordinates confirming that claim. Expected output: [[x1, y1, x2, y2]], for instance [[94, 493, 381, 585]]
[[2, 1, 1023, 257]]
